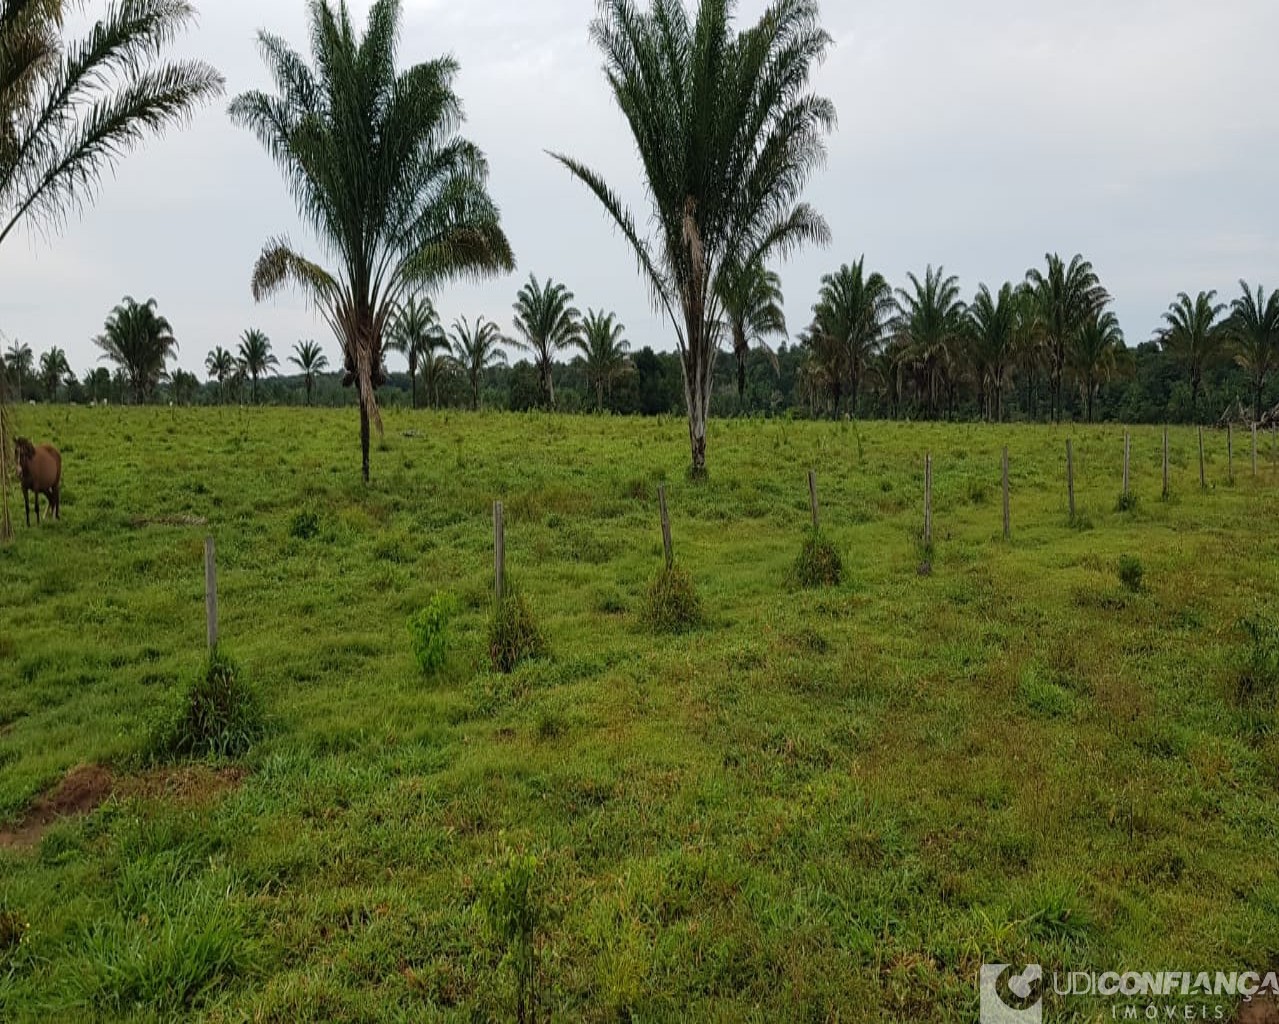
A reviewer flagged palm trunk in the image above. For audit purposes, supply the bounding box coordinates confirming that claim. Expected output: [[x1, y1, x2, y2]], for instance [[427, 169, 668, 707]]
[[409, 352, 418, 410], [682, 346, 710, 477], [547, 368, 556, 411], [737, 351, 747, 409], [359, 395, 371, 483]]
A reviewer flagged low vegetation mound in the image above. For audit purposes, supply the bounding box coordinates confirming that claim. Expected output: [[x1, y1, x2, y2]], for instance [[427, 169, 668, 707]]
[[489, 592, 547, 674], [791, 530, 843, 588], [640, 564, 703, 633], [147, 651, 265, 761]]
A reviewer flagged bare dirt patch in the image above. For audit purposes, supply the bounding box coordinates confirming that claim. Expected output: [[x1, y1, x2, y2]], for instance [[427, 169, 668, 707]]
[[0, 764, 114, 850], [118, 764, 246, 805], [1239, 985, 1279, 1024]]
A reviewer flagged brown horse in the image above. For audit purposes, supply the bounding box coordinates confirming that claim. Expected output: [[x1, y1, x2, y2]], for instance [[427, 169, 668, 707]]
[[14, 438, 61, 526]]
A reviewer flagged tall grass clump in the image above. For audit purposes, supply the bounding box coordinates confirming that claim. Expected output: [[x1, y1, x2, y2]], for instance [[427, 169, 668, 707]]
[[1236, 616, 1279, 708], [792, 530, 843, 588], [640, 564, 703, 633], [489, 590, 547, 674], [1117, 555, 1144, 593], [147, 651, 264, 761], [407, 592, 459, 676]]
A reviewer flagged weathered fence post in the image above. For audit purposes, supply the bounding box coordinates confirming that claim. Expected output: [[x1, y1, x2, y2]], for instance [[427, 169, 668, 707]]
[[1227, 423, 1234, 483], [1162, 427, 1170, 500], [493, 500, 505, 603], [1198, 427, 1206, 490], [658, 485, 673, 569], [204, 536, 218, 652], [1066, 439, 1076, 519], [923, 453, 933, 547], [1002, 447, 1010, 540], [1122, 430, 1131, 498], [807, 469, 820, 531]]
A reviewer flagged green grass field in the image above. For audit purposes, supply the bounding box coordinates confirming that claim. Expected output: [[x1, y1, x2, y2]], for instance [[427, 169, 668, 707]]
[[2, 407, 1277, 1022]]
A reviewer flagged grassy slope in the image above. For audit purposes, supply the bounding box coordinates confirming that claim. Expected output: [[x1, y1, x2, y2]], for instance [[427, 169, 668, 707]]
[[1, 407, 1277, 1022]]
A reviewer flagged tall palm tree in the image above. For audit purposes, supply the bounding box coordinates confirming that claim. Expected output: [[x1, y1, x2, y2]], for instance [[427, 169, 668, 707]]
[[510, 275, 579, 410], [37, 345, 68, 401], [420, 347, 454, 410], [229, 0, 515, 482], [205, 345, 236, 404], [811, 258, 893, 417], [0, 1, 223, 249], [893, 266, 966, 419], [1026, 253, 1109, 423], [967, 283, 1017, 422], [1158, 291, 1226, 417], [289, 340, 329, 406], [3, 339, 33, 398], [553, 0, 834, 476], [1227, 281, 1279, 423], [799, 324, 846, 418], [718, 259, 786, 410], [168, 368, 199, 405], [388, 295, 445, 409], [1069, 310, 1125, 422], [449, 316, 506, 410], [238, 328, 277, 404], [576, 309, 632, 412], [95, 295, 178, 404]]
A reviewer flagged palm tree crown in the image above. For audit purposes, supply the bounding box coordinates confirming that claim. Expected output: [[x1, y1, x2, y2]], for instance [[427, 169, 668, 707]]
[[1069, 310, 1126, 422], [719, 259, 787, 409], [449, 316, 506, 410], [576, 309, 632, 412], [229, 0, 515, 481], [37, 345, 70, 401], [95, 295, 177, 404], [553, 0, 835, 475], [966, 283, 1018, 422], [1025, 253, 1110, 423], [811, 258, 892, 416], [205, 345, 236, 404], [238, 328, 277, 403], [0, 0, 223, 249], [893, 266, 967, 418], [388, 295, 446, 409], [1227, 281, 1279, 422], [1158, 290, 1226, 417], [511, 275, 580, 410], [289, 340, 329, 406]]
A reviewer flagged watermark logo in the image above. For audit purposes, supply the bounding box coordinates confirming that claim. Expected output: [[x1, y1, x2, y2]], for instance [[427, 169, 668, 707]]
[[980, 964, 1044, 1024]]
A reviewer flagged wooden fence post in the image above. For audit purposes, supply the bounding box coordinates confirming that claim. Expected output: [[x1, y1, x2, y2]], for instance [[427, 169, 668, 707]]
[[1066, 439, 1076, 519], [807, 469, 820, 531], [1252, 424, 1258, 478], [1227, 423, 1234, 483], [493, 501, 505, 603], [658, 485, 673, 569], [923, 454, 933, 547], [1002, 446, 1010, 540], [204, 536, 218, 652], [1198, 427, 1206, 490], [1162, 427, 1170, 500], [1122, 430, 1131, 498]]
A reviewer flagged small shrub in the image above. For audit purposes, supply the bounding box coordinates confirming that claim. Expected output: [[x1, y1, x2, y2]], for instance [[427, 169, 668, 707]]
[[1236, 616, 1279, 708], [1117, 555, 1144, 593], [792, 531, 843, 588], [288, 508, 320, 540], [488, 592, 547, 674], [147, 651, 265, 761], [1115, 491, 1139, 513], [407, 592, 459, 676], [640, 564, 703, 634], [484, 847, 543, 1024]]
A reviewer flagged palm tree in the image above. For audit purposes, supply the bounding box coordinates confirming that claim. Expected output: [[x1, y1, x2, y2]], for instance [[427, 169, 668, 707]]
[[4, 339, 33, 398], [893, 266, 967, 419], [1068, 310, 1125, 422], [553, 0, 834, 476], [509, 275, 579, 410], [799, 324, 846, 418], [811, 258, 893, 417], [1026, 253, 1109, 423], [576, 309, 632, 411], [449, 316, 506, 411], [229, 0, 515, 482], [387, 296, 445, 409], [1227, 281, 1279, 423], [718, 259, 787, 411], [37, 346, 69, 401], [967, 283, 1017, 422], [289, 340, 329, 406], [0, 1, 222, 250], [238, 328, 277, 404], [1158, 291, 1226, 417], [169, 368, 199, 405], [205, 346, 236, 404], [95, 295, 178, 404], [421, 346, 454, 409]]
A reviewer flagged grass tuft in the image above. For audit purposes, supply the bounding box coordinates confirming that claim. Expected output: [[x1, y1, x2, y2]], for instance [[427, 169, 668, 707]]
[[640, 563, 703, 633], [488, 591, 547, 674], [791, 530, 843, 588], [1117, 554, 1144, 593], [146, 650, 265, 761], [1235, 615, 1279, 708]]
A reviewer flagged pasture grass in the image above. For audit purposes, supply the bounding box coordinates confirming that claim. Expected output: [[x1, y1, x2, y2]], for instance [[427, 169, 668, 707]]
[[1, 406, 1277, 1021]]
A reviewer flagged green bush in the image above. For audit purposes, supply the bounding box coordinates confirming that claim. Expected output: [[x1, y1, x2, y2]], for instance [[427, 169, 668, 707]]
[[1117, 555, 1144, 593], [407, 592, 458, 676], [640, 564, 703, 634], [1236, 616, 1279, 708], [147, 651, 264, 761], [484, 848, 543, 1024], [488, 592, 547, 674], [791, 530, 843, 588]]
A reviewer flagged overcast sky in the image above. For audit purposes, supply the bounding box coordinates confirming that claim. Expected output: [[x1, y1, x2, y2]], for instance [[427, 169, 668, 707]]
[[3, 0, 1278, 377]]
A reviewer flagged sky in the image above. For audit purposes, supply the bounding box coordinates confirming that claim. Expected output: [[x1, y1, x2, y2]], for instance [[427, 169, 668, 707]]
[[3, 0, 1279, 378]]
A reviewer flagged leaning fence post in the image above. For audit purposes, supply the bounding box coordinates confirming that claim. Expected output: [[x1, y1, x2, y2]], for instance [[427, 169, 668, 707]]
[[1066, 439, 1076, 519], [1162, 427, 1170, 500], [204, 536, 218, 652], [807, 469, 820, 531], [1198, 427, 1206, 490], [1122, 430, 1131, 499], [658, 485, 673, 569], [493, 500, 505, 603], [1002, 447, 1010, 540], [923, 454, 933, 547]]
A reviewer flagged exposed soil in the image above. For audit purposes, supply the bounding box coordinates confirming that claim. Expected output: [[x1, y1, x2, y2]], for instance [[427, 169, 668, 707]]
[[0, 763, 246, 851], [1239, 988, 1279, 1024]]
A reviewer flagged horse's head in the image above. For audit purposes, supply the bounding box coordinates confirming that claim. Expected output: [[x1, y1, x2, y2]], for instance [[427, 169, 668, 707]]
[[14, 437, 34, 468]]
